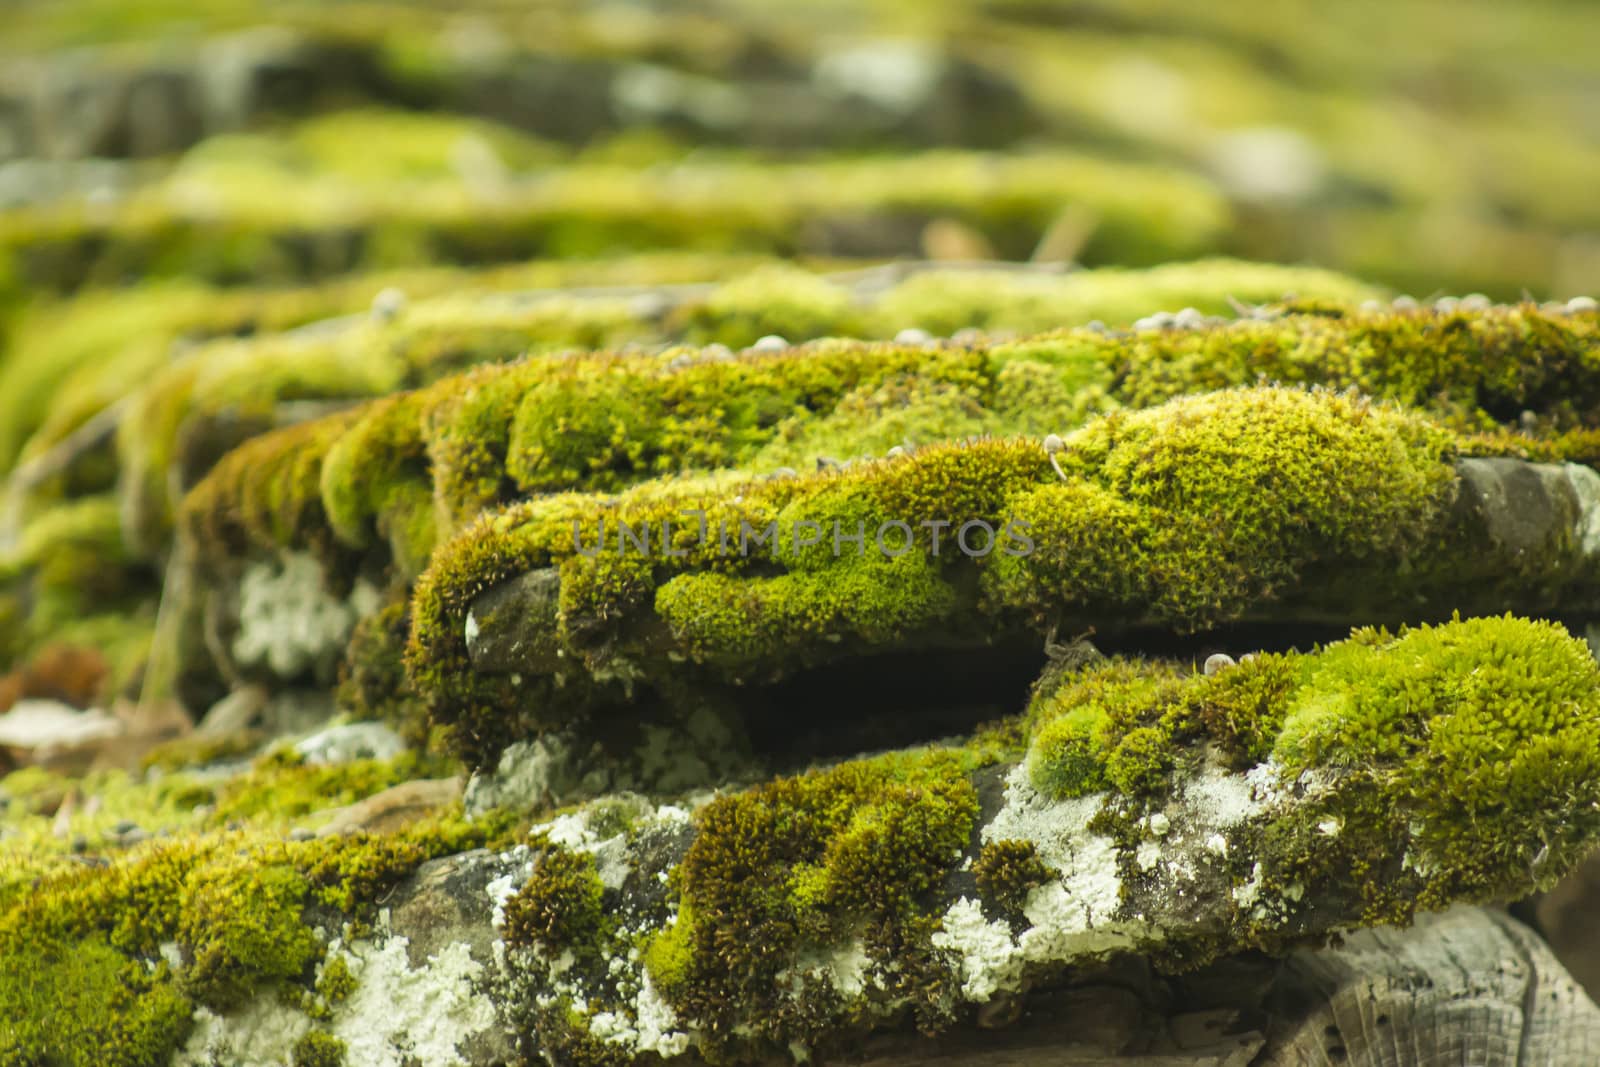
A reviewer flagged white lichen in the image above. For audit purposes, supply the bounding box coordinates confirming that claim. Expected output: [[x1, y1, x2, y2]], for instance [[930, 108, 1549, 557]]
[[232, 552, 378, 678], [324, 915, 498, 1067]]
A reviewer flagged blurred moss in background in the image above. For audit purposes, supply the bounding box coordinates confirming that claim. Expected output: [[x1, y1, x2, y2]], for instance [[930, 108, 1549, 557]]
[[0, 0, 1595, 307]]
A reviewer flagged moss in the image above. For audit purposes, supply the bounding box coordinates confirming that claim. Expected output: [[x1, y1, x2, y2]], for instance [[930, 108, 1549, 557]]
[[660, 746, 979, 1054], [0, 936, 193, 1067], [1102, 301, 1600, 434], [1025, 614, 1600, 921], [209, 749, 435, 825], [0, 496, 151, 633], [1026, 660, 1184, 799], [972, 839, 1054, 921], [1102, 725, 1177, 797], [502, 843, 608, 956], [179, 861, 320, 1011], [871, 259, 1378, 338], [1190, 653, 1299, 768], [291, 1030, 348, 1067], [140, 730, 265, 773], [1273, 615, 1600, 896], [336, 598, 430, 745], [315, 953, 357, 1006], [671, 266, 864, 348], [641, 908, 697, 997], [408, 385, 1467, 768], [1, 142, 1229, 297], [0, 798, 516, 1067], [987, 386, 1457, 624]]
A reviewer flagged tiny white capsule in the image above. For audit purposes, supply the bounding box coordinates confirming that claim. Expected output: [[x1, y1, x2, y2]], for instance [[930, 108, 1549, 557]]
[[370, 286, 407, 322]]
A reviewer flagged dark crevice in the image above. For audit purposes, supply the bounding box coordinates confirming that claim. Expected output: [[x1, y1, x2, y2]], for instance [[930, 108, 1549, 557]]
[[745, 639, 1047, 771], [1092, 620, 1359, 662]]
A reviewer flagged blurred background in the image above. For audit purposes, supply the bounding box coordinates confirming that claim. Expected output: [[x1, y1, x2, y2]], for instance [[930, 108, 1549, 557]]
[[1, 0, 1597, 305]]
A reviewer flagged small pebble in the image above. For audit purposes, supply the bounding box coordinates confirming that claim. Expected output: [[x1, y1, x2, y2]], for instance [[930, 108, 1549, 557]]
[[1173, 307, 1205, 329], [1134, 311, 1175, 331], [1359, 299, 1383, 314], [886, 445, 905, 459], [71, 834, 88, 854], [751, 334, 789, 352], [370, 286, 407, 322], [667, 355, 692, 371], [112, 819, 139, 835], [770, 467, 798, 480], [1239, 653, 1258, 664], [1391, 295, 1419, 311], [893, 327, 934, 346], [1460, 293, 1492, 311], [1148, 813, 1171, 837], [289, 828, 316, 842], [1434, 296, 1460, 314], [1083, 320, 1107, 334], [952, 328, 985, 345], [1568, 296, 1598, 314], [703, 343, 735, 362], [1521, 410, 1539, 431], [118, 828, 151, 847], [816, 456, 842, 471], [1203, 653, 1236, 676]]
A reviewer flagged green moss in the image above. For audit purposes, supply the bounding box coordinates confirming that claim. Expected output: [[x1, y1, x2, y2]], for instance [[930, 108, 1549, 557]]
[[1190, 653, 1299, 767], [661, 746, 979, 1054], [1103, 301, 1600, 434], [291, 1030, 348, 1067], [1274, 615, 1600, 888], [871, 259, 1378, 338], [141, 731, 264, 773], [408, 385, 1469, 767], [180, 862, 320, 1011], [1, 142, 1229, 297], [641, 908, 697, 997], [0, 936, 193, 1067], [671, 266, 864, 348], [1027, 660, 1183, 798], [1102, 725, 1177, 797], [336, 598, 430, 745], [315, 953, 357, 1006], [502, 843, 607, 956], [0, 496, 151, 636], [987, 386, 1457, 623], [209, 749, 435, 825], [0, 801, 515, 1067], [972, 839, 1054, 918], [1025, 615, 1600, 918]]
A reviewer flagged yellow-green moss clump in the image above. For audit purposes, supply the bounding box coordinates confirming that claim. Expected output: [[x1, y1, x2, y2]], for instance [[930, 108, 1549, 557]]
[[0, 808, 515, 1067], [130, 258, 1373, 564], [180, 299, 1598, 586], [405, 386, 1461, 766], [291, 1029, 348, 1067], [1027, 615, 1600, 924]]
